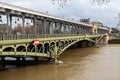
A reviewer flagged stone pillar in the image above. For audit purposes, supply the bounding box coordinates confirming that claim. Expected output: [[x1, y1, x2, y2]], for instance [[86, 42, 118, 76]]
[[74, 25, 77, 34], [62, 23, 66, 34], [43, 18, 46, 34], [67, 23, 70, 34], [60, 23, 64, 34], [77, 26, 80, 34], [39, 20, 43, 34], [81, 26, 83, 34], [9, 15, 12, 34], [50, 21, 53, 34], [71, 24, 74, 34], [79, 26, 82, 34], [57, 22, 60, 34], [83, 26, 85, 34], [92, 24, 98, 34], [6, 13, 10, 35], [64, 24, 67, 34], [22, 16, 25, 34], [48, 21, 51, 34], [41, 20, 44, 34], [76, 25, 79, 34], [46, 21, 50, 34], [66, 24, 68, 34], [33, 18, 37, 34], [103, 34, 109, 44], [7, 13, 12, 35], [60, 23, 63, 34]]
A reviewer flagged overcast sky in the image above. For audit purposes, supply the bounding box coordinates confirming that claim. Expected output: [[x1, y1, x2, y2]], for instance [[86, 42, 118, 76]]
[[0, 0, 120, 28]]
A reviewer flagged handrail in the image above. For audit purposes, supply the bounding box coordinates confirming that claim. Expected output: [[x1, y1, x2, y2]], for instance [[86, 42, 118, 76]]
[[0, 34, 85, 41], [0, 34, 103, 41]]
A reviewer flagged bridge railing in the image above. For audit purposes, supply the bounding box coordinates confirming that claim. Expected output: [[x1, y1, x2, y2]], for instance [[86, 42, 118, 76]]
[[0, 34, 86, 41]]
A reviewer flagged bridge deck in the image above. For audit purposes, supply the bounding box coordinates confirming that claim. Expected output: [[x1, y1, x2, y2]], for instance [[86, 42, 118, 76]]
[[0, 34, 106, 60], [0, 34, 100, 45]]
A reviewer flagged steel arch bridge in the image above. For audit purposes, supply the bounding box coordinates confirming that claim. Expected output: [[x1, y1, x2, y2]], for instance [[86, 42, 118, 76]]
[[0, 34, 108, 61], [0, 2, 110, 64]]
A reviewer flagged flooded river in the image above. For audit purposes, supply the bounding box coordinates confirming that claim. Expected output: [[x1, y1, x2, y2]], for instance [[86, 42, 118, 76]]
[[0, 44, 120, 80]]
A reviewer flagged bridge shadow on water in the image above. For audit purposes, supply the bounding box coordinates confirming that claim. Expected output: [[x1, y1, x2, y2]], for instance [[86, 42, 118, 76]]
[[0, 57, 54, 71]]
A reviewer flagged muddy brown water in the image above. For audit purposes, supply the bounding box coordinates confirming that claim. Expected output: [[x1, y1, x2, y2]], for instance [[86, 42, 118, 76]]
[[0, 44, 120, 80]]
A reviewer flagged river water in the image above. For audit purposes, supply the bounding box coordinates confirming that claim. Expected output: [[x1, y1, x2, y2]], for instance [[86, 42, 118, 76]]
[[0, 44, 120, 80]]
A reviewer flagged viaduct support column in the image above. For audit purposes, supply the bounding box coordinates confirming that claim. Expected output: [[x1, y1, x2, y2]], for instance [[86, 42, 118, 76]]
[[22, 16, 25, 34], [9, 16, 12, 35], [79, 26, 82, 34], [33, 18, 37, 34], [62, 23, 65, 34], [71, 24, 74, 34], [81, 26, 83, 34], [43, 18, 46, 34], [50, 21, 53, 34], [57, 22, 60, 34], [104, 34, 109, 44], [6, 13, 9, 34], [6, 13, 12, 35], [64, 23, 67, 34], [100, 34, 109, 44], [67, 24, 70, 34]]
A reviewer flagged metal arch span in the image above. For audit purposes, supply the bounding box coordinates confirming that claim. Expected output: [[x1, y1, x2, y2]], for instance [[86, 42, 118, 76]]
[[0, 34, 108, 61], [54, 38, 95, 56]]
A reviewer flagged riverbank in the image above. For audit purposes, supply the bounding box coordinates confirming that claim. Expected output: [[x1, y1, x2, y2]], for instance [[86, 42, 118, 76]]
[[108, 39, 120, 44]]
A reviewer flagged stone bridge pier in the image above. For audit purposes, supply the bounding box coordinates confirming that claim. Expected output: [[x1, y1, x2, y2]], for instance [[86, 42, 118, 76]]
[[96, 33, 109, 45]]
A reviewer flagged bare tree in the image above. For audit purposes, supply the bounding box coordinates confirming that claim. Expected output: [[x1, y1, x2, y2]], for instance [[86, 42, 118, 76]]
[[13, 23, 22, 34], [0, 26, 7, 35], [91, 0, 110, 5], [51, 0, 110, 9], [25, 25, 32, 34]]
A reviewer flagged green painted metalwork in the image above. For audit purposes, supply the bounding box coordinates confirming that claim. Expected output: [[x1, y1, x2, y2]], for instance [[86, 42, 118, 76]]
[[0, 34, 107, 60]]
